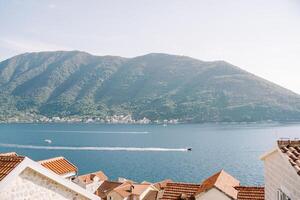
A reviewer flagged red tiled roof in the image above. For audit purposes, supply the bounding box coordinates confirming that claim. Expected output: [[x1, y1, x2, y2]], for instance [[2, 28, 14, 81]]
[[160, 182, 201, 200], [0, 155, 24, 181], [196, 170, 239, 199], [39, 156, 78, 175], [278, 140, 300, 175], [78, 170, 108, 184], [235, 186, 264, 200]]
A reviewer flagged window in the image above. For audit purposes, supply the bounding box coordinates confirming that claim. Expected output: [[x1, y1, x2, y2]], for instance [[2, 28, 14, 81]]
[[277, 189, 291, 200]]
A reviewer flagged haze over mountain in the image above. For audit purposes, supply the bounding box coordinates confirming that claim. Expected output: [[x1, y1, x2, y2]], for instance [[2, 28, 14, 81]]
[[0, 51, 300, 122]]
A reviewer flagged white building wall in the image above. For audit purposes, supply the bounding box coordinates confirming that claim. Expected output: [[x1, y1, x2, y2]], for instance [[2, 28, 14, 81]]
[[263, 150, 300, 200], [0, 168, 88, 200], [85, 181, 104, 194], [140, 186, 155, 200], [196, 188, 232, 200]]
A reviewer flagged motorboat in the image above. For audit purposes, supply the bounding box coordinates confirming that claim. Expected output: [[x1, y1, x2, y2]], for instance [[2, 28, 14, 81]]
[[44, 139, 52, 144]]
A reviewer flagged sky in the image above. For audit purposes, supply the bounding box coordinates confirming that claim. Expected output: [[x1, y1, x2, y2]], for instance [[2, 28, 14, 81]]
[[0, 0, 300, 93]]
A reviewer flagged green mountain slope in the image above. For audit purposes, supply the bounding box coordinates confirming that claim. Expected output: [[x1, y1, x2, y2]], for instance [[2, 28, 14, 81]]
[[1, 51, 300, 122]]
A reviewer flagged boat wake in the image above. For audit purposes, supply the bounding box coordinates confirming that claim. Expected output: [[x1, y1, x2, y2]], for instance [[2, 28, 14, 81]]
[[35, 130, 150, 134], [0, 143, 188, 152]]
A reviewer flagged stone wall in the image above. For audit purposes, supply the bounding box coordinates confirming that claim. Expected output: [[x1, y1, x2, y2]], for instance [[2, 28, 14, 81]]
[[0, 168, 88, 200], [264, 150, 300, 200]]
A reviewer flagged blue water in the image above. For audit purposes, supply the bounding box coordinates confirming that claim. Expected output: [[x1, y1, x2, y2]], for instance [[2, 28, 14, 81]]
[[0, 123, 300, 185]]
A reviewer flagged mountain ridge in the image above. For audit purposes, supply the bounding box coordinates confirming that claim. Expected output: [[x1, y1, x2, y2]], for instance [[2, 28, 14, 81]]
[[0, 50, 300, 123]]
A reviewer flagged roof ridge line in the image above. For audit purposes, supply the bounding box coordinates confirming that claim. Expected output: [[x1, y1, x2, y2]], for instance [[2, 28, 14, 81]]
[[38, 156, 64, 163]]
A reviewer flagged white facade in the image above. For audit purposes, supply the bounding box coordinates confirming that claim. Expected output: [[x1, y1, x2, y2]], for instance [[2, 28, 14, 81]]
[[0, 168, 87, 200], [262, 149, 300, 200], [196, 188, 232, 200]]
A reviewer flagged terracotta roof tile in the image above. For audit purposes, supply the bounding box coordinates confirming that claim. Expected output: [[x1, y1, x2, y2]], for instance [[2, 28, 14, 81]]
[[278, 140, 300, 176], [39, 156, 78, 175], [196, 170, 239, 199], [0, 155, 24, 181], [78, 170, 108, 184], [160, 182, 201, 200], [235, 186, 264, 200]]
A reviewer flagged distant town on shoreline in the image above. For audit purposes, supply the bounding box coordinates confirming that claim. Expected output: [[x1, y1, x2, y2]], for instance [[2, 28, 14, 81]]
[[0, 113, 287, 124]]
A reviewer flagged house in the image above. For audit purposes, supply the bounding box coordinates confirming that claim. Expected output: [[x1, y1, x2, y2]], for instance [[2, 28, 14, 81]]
[[161, 170, 263, 200], [39, 156, 78, 179], [195, 170, 240, 200], [143, 190, 159, 200], [235, 186, 264, 200], [261, 140, 300, 200], [1, 152, 79, 179], [152, 179, 173, 199], [160, 182, 201, 200], [0, 154, 100, 200], [106, 181, 159, 200], [95, 180, 123, 199], [77, 170, 108, 193]]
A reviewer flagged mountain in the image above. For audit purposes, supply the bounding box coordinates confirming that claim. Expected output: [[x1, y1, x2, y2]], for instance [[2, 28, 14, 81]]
[[0, 50, 300, 122]]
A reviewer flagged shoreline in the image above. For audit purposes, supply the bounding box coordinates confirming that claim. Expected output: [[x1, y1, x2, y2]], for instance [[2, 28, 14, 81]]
[[1, 120, 300, 125]]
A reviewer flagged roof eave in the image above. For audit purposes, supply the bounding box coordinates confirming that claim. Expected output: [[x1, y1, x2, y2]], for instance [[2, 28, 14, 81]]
[[260, 147, 278, 160]]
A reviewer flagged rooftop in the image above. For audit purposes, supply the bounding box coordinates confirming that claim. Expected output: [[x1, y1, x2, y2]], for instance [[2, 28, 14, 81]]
[[153, 179, 173, 190], [160, 182, 201, 200], [278, 140, 300, 175], [38, 156, 78, 176], [196, 170, 240, 199], [0, 155, 24, 181], [143, 190, 158, 200], [113, 182, 152, 198], [78, 170, 108, 184], [95, 180, 123, 198], [235, 186, 264, 200], [0, 152, 18, 156], [0, 154, 100, 200]]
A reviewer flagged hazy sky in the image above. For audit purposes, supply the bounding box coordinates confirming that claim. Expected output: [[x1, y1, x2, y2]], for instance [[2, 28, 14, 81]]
[[1, 0, 300, 93]]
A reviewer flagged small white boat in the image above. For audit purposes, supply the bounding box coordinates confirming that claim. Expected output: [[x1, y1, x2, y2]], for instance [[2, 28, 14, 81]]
[[44, 139, 52, 144], [163, 124, 167, 127]]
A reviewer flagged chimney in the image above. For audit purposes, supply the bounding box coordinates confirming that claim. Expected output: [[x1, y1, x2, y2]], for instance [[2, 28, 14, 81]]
[[129, 185, 134, 193]]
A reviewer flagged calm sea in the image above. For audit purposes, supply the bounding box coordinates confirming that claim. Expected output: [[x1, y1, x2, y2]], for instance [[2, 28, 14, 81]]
[[0, 123, 299, 185]]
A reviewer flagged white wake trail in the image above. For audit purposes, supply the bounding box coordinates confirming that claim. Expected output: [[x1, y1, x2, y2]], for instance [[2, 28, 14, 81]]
[[34, 130, 150, 134], [0, 143, 188, 152]]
